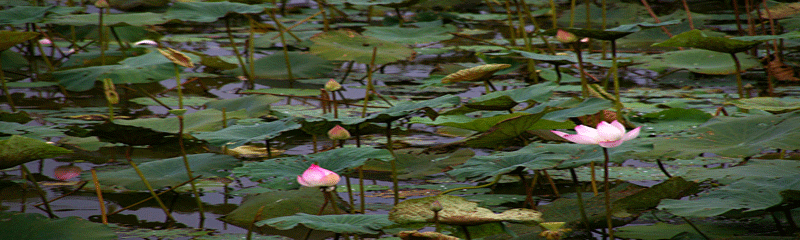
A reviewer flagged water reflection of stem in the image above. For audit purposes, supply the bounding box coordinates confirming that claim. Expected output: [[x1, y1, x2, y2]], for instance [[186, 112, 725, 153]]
[[247, 206, 266, 240], [569, 168, 592, 231], [602, 147, 614, 239], [125, 158, 176, 222], [20, 165, 56, 218], [90, 169, 108, 224], [108, 175, 201, 216]]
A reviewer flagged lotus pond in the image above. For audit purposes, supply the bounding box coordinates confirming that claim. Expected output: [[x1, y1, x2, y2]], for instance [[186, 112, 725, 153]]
[[2, 0, 800, 239]]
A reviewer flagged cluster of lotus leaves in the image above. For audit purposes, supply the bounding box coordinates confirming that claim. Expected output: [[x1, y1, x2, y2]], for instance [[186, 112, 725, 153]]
[[389, 195, 543, 226]]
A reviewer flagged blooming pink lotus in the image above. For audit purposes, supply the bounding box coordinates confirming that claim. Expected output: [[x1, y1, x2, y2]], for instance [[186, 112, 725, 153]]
[[551, 120, 641, 148], [297, 164, 340, 187]]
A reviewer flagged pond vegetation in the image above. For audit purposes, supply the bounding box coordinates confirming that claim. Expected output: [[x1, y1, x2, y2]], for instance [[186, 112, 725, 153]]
[[1, 0, 800, 239]]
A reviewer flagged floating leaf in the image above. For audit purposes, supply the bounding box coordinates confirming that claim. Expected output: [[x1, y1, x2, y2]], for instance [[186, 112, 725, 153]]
[[114, 109, 249, 134], [0, 212, 117, 240], [0, 135, 72, 169], [362, 24, 456, 44], [630, 108, 713, 134], [310, 30, 416, 65], [652, 29, 763, 54], [221, 187, 345, 229], [631, 49, 760, 75], [441, 64, 510, 83], [362, 148, 474, 180], [258, 213, 395, 235], [447, 149, 563, 180], [193, 118, 302, 148], [165, 2, 270, 23], [241, 52, 337, 80], [87, 153, 240, 191], [389, 195, 543, 225], [616, 222, 750, 240], [0, 6, 81, 25], [47, 12, 171, 26], [0, 31, 39, 51], [727, 97, 800, 113]]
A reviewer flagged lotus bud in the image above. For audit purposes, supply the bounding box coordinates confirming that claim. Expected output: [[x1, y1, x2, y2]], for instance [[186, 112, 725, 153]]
[[133, 40, 157, 46], [94, 0, 109, 8], [556, 29, 578, 44], [539, 222, 570, 240], [430, 200, 443, 212], [38, 38, 52, 45], [324, 79, 342, 92], [102, 78, 119, 104], [327, 125, 351, 140], [54, 165, 82, 181], [297, 163, 340, 188]]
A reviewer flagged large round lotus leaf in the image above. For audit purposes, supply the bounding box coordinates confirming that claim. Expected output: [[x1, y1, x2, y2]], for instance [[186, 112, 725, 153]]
[[0, 135, 72, 169], [554, 20, 682, 41], [109, 0, 169, 11], [0, 31, 38, 51], [653, 29, 763, 53], [193, 117, 302, 148], [465, 95, 517, 111], [258, 213, 395, 235], [389, 195, 542, 226], [246, 52, 337, 80], [165, 2, 270, 22], [514, 50, 575, 65], [344, 0, 418, 7], [0, 212, 117, 240], [631, 49, 760, 75], [0, 6, 82, 25], [616, 222, 750, 240], [362, 24, 456, 44], [447, 149, 563, 180], [85, 153, 240, 191], [221, 187, 345, 229], [727, 97, 800, 113], [310, 30, 416, 65], [441, 64, 510, 83], [629, 108, 713, 134], [648, 111, 800, 159], [361, 148, 474, 180], [114, 109, 249, 134], [204, 94, 283, 118], [410, 112, 531, 132], [46, 12, 171, 26]]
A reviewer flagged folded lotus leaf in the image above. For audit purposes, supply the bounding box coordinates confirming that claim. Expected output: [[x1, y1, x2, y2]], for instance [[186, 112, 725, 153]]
[[389, 195, 542, 226]]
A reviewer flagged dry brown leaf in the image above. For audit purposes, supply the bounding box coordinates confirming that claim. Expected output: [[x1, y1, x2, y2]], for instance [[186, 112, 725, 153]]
[[760, 2, 800, 19], [762, 54, 800, 81]]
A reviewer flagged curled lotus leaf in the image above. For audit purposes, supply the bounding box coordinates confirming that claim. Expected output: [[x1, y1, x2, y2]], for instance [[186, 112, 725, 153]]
[[157, 47, 194, 68], [652, 29, 763, 54], [441, 64, 511, 83], [397, 230, 459, 240], [389, 195, 543, 226]]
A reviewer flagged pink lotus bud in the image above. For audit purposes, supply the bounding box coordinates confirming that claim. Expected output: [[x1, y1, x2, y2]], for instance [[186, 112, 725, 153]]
[[327, 125, 351, 140], [95, 0, 109, 8], [133, 40, 157, 46], [38, 38, 52, 45], [297, 164, 340, 187], [324, 79, 341, 92], [54, 165, 82, 181], [556, 29, 578, 44]]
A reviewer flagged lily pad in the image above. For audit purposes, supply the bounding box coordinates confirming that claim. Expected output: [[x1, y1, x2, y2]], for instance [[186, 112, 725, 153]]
[[221, 187, 345, 229], [653, 29, 763, 54], [0, 211, 116, 240], [258, 213, 395, 235], [362, 24, 456, 44], [631, 49, 761, 75], [310, 30, 416, 65], [204, 94, 283, 118], [165, 2, 270, 23], [362, 148, 474, 180], [0, 6, 82, 25], [233, 52, 337, 80], [114, 109, 250, 134], [48, 12, 171, 26], [87, 153, 240, 191], [193, 117, 303, 148], [388, 195, 543, 225], [0, 135, 72, 169], [616, 222, 750, 240], [447, 149, 563, 180], [630, 108, 713, 134], [727, 97, 800, 113]]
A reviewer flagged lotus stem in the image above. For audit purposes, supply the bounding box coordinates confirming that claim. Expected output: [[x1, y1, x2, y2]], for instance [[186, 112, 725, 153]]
[[225, 17, 251, 83], [573, 43, 589, 98], [20, 165, 56, 218], [542, 170, 560, 197], [730, 53, 745, 98], [108, 175, 201, 216], [681, 0, 694, 29], [602, 147, 614, 239], [90, 169, 108, 224], [178, 115, 205, 220], [682, 216, 710, 240], [386, 121, 400, 205], [33, 181, 88, 208], [125, 158, 176, 222], [601, 0, 607, 58], [0, 58, 16, 112], [438, 174, 503, 196], [590, 162, 598, 196], [569, 168, 592, 231], [345, 175, 355, 214], [549, 0, 557, 29], [248, 19, 256, 80], [656, 159, 673, 178], [265, 139, 272, 158], [640, 0, 673, 38], [323, 190, 340, 214], [98, 9, 105, 65], [34, 37, 54, 72], [362, 47, 378, 118], [461, 225, 472, 240], [359, 166, 365, 213], [569, 0, 576, 27], [269, 11, 294, 81], [247, 206, 266, 240], [503, 1, 516, 46], [269, 10, 323, 40]]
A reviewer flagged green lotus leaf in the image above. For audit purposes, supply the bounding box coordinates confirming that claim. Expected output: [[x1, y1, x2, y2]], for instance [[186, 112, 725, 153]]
[[114, 109, 249, 134], [653, 29, 763, 53], [649, 111, 800, 159], [462, 110, 576, 149], [447, 149, 563, 180], [204, 94, 283, 118], [681, 159, 800, 185], [727, 97, 800, 113], [54, 51, 199, 92], [556, 20, 682, 41], [128, 96, 217, 107], [193, 117, 302, 148], [46, 12, 171, 26], [310, 30, 416, 65], [0, 212, 116, 240], [362, 24, 456, 44], [221, 187, 345, 231], [344, 0, 417, 7], [363, 94, 460, 123], [241, 88, 321, 97], [658, 174, 800, 218], [470, 81, 558, 105], [258, 213, 395, 234], [165, 2, 271, 23], [0, 135, 73, 169], [0, 31, 39, 51], [630, 108, 713, 134], [631, 49, 760, 75], [616, 222, 750, 240], [524, 98, 615, 122], [0, 6, 82, 25], [410, 112, 531, 132], [362, 148, 474, 180], [241, 51, 337, 80], [389, 195, 543, 225], [86, 153, 240, 191], [465, 95, 517, 111], [544, 141, 652, 169], [233, 146, 393, 189], [514, 50, 576, 65]]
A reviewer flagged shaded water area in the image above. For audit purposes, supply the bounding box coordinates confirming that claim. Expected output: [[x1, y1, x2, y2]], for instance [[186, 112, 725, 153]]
[[2, 0, 800, 239]]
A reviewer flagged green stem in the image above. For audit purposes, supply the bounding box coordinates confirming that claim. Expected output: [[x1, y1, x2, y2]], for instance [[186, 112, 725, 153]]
[[569, 168, 592, 231], [126, 158, 176, 222], [173, 64, 183, 108], [269, 11, 294, 81], [0, 57, 16, 112], [358, 166, 365, 213], [20, 165, 56, 218], [602, 147, 614, 239], [438, 174, 503, 196], [386, 121, 399, 205], [225, 17, 251, 82], [574, 43, 589, 98], [179, 115, 205, 220], [98, 9, 105, 65], [730, 53, 745, 98]]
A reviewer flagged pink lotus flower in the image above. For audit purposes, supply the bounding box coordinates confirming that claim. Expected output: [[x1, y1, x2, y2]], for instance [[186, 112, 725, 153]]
[[327, 125, 350, 140], [551, 120, 641, 148], [297, 164, 340, 187], [38, 38, 52, 45], [54, 165, 82, 181]]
